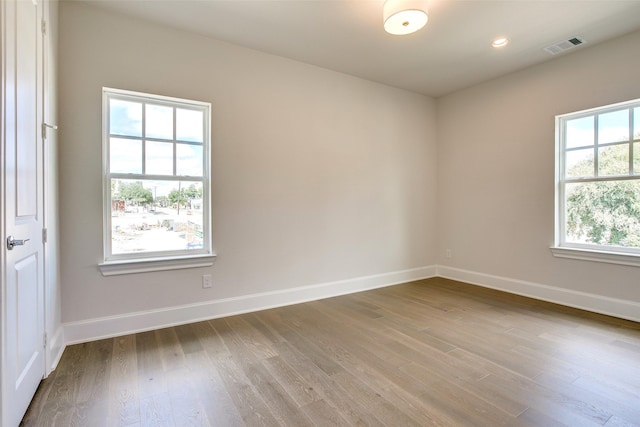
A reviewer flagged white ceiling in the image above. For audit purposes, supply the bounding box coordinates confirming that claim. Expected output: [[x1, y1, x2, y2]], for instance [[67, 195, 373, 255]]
[[83, 0, 640, 97]]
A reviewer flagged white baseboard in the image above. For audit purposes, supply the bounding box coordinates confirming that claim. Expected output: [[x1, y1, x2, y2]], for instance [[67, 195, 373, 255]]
[[63, 264, 638, 347], [64, 265, 437, 345], [46, 326, 65, 375], [437, 265, 640, 323]]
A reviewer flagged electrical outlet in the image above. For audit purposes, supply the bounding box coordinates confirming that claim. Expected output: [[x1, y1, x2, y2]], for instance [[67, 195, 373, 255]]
[[445, 249, 452, 259], [202, 274, 212, 289]]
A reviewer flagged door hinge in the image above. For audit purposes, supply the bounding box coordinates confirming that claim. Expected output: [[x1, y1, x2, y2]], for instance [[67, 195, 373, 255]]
[[42, 228, 48, 243], [43, 333, 47, 348], [41, 19, 47, 35], [42, 122, 58, 140]]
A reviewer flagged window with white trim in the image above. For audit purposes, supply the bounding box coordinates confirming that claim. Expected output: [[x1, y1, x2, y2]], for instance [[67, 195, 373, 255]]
[[101, 88, 213, 273], [553, 98, 640, 266]]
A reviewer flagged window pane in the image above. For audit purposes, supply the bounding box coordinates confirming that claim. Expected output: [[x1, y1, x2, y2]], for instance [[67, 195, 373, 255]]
[[566, 148, 594, 178], [634, 107, 640, 140], [565, 180, 640, 247], [176, 144, 203, 177], [598, 109, 629, 144], [634, 142, 640, 175], [146, 104, 174, 140], [111, 179, 204, 254], [566, 116, 593, 149], [598, 144, 629, 176], [145, 141, 174, 175], [176, 109, 203, 142], [110, 138, 142, 174], [110, 99, 142, 137]]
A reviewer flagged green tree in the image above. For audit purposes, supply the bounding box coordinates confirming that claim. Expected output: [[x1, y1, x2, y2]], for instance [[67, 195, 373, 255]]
[[156, 195, 169, 207], [168, 188, 181, 205], [117, 181, 153, 205], [566, 146, 640, 247], [184, 184, 203, 200], [168, 184, 202, 206]]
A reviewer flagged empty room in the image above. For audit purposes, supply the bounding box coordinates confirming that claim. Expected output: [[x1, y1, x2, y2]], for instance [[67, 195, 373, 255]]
[[2, 0, 640, 425]]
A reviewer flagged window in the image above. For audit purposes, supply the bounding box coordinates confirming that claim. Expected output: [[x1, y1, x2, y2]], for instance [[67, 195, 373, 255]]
[[553, 98, 640, 267], [100, 88, 214, 275]]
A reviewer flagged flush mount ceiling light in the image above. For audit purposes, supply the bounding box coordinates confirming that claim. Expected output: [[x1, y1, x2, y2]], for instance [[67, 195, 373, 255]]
[[492, 37, 509, 48], [383, 0, 429, 36]]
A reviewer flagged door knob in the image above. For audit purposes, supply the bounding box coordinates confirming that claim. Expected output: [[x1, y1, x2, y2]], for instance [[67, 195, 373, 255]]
[[6, 236, 30, 250]]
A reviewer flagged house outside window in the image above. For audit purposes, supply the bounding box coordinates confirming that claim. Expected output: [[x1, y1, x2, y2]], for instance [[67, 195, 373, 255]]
[[552, 98, 640, 267], [100, 88, 214, 275]]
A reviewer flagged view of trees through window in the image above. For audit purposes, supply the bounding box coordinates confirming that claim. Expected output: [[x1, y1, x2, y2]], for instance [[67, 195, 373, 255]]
[[562, 104, 640, 250], [565, 160, 640, 248], [111, 179, 204, 254]]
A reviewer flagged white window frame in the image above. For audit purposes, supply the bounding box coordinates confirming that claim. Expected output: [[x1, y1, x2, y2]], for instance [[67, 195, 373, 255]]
[[551, 98, 640, 267], [99, 88, 215, 275]]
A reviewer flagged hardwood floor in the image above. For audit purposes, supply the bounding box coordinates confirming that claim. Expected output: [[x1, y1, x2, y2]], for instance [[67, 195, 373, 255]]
[[22, 278, 640, 426]]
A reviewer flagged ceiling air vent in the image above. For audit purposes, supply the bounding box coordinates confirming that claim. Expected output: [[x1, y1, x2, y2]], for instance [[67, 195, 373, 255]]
[[544, 37, 585, 55]]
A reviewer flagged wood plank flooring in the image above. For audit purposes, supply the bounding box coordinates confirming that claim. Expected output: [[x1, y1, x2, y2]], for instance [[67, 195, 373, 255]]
[[21, 278, 640, 426]]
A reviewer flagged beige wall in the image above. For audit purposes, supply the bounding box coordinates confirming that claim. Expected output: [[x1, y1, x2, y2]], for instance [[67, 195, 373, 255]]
[[58, 2, 438, 324], [59, 1, 640, 329], [437, 30, 640, 303]]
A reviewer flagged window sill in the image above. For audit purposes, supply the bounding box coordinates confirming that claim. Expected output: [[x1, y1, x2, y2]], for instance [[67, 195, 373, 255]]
[[550, 246, 640, 268], [99, 254, 216, 276]]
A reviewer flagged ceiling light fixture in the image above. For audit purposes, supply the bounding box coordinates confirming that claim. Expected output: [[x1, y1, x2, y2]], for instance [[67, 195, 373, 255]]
[[383, 0, 429, 36], [492, 37, 509, 48]]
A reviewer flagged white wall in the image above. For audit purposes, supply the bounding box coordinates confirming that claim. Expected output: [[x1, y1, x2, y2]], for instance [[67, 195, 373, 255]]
[[437, 30, 640, 311], [58, 2, 437, 331], [59, 2, 640, 342]]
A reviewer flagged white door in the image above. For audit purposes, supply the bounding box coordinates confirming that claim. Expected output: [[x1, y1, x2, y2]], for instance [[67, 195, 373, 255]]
[[1, 0, 46, 425]]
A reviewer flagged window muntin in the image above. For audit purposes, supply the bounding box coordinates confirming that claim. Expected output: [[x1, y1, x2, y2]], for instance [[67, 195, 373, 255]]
[[103, 88, 211, 262], [556, 98, 640, 256]]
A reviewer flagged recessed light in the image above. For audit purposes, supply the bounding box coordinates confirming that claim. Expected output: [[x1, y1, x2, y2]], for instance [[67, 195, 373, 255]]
[[492, 37, 509, 48]]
